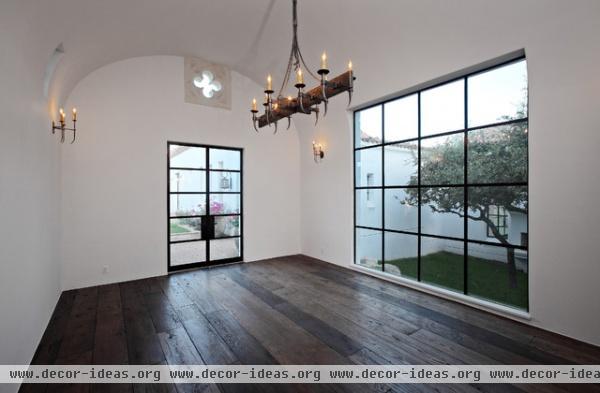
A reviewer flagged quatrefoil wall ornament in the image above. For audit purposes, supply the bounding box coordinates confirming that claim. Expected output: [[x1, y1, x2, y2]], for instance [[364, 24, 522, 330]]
[[184, 57, 231, 109], [193, 70, 222, 98]]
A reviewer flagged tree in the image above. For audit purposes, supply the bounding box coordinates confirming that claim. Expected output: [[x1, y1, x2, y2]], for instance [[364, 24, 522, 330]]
[[404, 115, 528, 288]]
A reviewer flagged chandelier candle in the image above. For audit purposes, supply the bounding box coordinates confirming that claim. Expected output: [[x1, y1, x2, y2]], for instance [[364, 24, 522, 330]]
[[321, 52, 328, 70], [296, 68, 304, 85], [267, 75, 272, 92], [250, 0, 356, 132]]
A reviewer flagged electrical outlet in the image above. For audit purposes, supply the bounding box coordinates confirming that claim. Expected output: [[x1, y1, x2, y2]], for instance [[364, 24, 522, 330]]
[[102, 265, 108, 274]]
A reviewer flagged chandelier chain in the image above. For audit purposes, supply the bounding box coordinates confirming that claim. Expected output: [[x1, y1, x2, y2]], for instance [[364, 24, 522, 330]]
[[278, 0, 319, 98]]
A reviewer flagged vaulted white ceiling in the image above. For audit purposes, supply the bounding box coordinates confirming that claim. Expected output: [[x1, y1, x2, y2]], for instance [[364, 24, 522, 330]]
[[11, 0, 368, 107], [5, 0, 599, 112]]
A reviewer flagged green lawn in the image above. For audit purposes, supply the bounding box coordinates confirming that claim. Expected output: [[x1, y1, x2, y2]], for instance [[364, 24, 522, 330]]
[[170, 222, 190, 234], [382, 251, 528, 309]]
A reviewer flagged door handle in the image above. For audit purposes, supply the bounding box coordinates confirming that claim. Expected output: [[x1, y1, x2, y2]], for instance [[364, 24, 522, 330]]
[[202, 215, 215, 240]]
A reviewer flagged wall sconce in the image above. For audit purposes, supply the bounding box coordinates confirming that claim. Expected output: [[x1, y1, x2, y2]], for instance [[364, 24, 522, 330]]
[[312, 141, 325, 163], [51, 107, 77, 143]]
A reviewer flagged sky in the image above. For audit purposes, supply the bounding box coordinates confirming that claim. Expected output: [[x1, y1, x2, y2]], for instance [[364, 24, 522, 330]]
[[357, 59, 527, 144]]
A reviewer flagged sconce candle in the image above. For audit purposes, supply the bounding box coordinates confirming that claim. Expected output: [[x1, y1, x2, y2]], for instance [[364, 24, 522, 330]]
[[52, 107, 78, 144], [348, 60, 353, 72], [252, 98, 257, 112], [312, 140, 325, 163]]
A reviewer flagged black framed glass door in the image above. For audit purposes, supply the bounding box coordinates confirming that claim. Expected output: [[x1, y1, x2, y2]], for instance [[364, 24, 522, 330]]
[[168, 142, 243, 271]]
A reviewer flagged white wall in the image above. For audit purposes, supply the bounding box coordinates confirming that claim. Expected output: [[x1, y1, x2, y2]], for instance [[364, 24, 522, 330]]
[[296, 0, 600, 346], [0, 1, 62, 389], [61, 56, 301, 290]]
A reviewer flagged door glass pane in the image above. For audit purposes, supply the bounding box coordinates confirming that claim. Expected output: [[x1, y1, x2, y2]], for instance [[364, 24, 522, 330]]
[[356, 189, 382, 228], [420, 187, 464, 238], [170, 194, 206, 217], [214, 216, 241, 238], [421, 80, 465, 136], [421, 237, 464, 292], [467, 124, 528, 184], [468, 60, 528, 127], [169, 145, 206, 168], [170, 241, 206, 266], [210, 171, 240, 192], [467, 186, 527, 246], [170, 218, 203, 242], [170, 170, 206, 192], [355, 105, 382, 148], [355, 228, 382, 271], [468, 243, 528, 309], [209, 194, 240, 215], [384, 232, 418, 279], [384, 189, 418, 232], [384, 94, 418, 142], [210, 238, 241, 260], [210, 149, 241, 171], [384, 142, 418, 186], [420, 133, 464, 185], [355, 147, 382, 187]]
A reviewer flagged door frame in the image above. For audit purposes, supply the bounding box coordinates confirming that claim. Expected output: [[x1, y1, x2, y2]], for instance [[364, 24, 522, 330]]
[[167, 141, 244, 272]]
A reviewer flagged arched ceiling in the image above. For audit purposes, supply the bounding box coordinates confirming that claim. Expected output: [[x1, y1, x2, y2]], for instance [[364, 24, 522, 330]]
[[8, 0, 596, 114], [15, 0, 373, 108]]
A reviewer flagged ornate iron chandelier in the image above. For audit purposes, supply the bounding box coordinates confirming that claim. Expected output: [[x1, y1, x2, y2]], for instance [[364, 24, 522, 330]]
[[250, 0, 355, 133]]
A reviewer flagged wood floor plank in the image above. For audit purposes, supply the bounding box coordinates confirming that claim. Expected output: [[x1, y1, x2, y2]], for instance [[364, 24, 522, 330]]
[[250, 261, 487, 366], [143, 291, 182, 334], [239, 264, 445, 365], [158, 276, 195, 310], [197, 309, 309, 393], [31, 290, 78, 365], [157, 327, 220, 393], [173, 271, 227, 315], [309, 266, 570, 365], [225, 269, 364, 357], [204, 308, 279, 365], [211, 270, 420, 393], [56, 287, 99, 363], [92, 284, 131, 393], [297, 256, 538, 345], [176, 305, 238, 365], [297, 255, 589, 366], [27, 256, 600, 393], [259, 259, 542, 365], [210, 274, 348, 365], [120, 281, 178, 393]]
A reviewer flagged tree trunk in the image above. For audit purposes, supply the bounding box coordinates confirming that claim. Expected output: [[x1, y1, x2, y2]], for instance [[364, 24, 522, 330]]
[[507, 247, 518, 289]]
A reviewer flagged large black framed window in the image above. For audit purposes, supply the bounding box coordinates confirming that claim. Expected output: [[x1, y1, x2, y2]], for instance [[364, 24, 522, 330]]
[[354, 55, 528, 310]]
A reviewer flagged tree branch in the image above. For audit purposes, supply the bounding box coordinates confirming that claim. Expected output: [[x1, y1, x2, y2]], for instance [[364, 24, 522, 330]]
[[427, 204, 510, 246]]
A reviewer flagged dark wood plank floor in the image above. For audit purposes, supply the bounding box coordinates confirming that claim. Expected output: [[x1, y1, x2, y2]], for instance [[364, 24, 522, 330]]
[[23, 255, 600, 393]]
